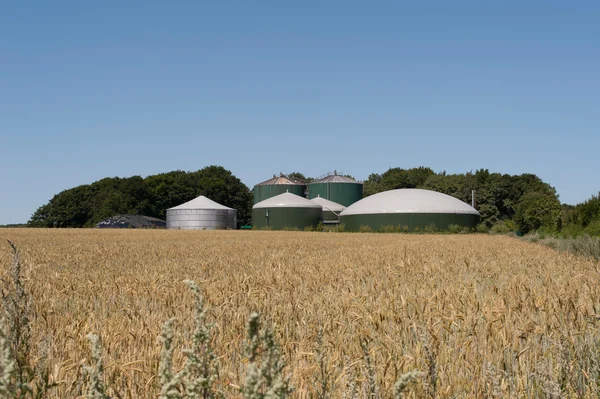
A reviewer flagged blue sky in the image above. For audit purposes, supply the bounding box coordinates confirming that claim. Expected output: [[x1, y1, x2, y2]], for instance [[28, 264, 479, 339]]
[[1, 2, 598, 224]]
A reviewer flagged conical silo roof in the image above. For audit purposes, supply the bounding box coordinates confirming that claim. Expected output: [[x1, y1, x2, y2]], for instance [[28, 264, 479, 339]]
[[314, 174, 358, 183], [256, 174, 305, 186], [310, 195, 346, 213], [253, 192, 321, 209], [168, 195, 234, 211]]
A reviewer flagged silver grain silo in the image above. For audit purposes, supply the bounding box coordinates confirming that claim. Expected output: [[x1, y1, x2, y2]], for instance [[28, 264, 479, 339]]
[[166, 196, 237, 230]]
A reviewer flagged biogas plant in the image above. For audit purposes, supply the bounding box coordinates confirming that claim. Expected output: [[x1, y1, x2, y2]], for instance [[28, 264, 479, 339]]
[[163, 171, 480, 231], [250, 171, 480, 232]]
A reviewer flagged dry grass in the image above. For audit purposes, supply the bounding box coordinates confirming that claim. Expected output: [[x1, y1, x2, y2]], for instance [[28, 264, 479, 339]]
[[1, 229, 599, 398]]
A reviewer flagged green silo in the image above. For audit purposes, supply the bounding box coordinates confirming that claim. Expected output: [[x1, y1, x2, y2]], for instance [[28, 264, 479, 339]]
[[253, 174, 307, 204], [308, 172, 363, 207], [253, 192, 322, 230]]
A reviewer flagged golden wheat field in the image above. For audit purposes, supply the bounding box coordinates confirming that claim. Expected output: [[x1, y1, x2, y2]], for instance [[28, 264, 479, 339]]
[[1, 228, 599, 398]]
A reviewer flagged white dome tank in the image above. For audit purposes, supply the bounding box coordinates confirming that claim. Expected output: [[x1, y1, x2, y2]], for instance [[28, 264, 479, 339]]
[[339, 189, 479, 231]]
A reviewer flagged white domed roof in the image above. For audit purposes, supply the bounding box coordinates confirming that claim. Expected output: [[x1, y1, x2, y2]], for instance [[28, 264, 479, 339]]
[[168, 196, 234, 211], [253, 192, 321, 209], [310, 196, 346, 213], [340, 189, 479, 216]]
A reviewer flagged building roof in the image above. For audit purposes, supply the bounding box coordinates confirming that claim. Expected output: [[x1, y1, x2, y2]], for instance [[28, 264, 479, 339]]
[[168, 196, 234, 211], [340, 189, 479, 216], [255, 174, 305, 186], [96, 214, 166, 228], [253, 192, 321, 209], [313, 173, 359, 184], [310, 196, 346, 213]]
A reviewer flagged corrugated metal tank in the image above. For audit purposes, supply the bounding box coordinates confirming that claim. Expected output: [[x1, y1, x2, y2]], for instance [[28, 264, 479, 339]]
[[308, 172, 363, 207], [310, 195, 346, 221], [253, 174, 307, 204], [253, 192, 321, 230], [340, 189, 480, 232], [167, 196, 237, 230]]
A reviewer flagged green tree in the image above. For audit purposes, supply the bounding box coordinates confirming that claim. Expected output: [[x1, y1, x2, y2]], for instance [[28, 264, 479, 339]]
[[29, 166, 252, 228], [515, 191, 562, 233], [287, 172, 313, 183]]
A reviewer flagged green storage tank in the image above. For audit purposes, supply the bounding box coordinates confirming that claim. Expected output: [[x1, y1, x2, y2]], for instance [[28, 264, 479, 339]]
[[339, 189, 480, 232], [310, 195, 346, 221], [253, 174, 307, 204], [253, 192, 322, 230], [308, 172, 363, 207]]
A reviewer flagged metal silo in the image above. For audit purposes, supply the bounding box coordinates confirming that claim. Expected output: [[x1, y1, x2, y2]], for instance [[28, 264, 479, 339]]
[[253, 174, 306, 204], [308, 171, 363, 207], [253, 192, 321, 230], [167, 196, 237, 230], [310, 195, 346, 221], [339, 189, 480, 232]]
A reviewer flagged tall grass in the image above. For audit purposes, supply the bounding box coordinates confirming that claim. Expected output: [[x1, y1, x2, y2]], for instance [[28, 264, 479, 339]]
[[524, 233, 600, 261]]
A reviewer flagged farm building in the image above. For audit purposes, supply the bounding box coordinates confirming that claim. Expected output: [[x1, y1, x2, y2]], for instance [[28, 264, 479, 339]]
[[339, 189, 480, 231], [308, 171, 363, 206], [96, 215, 166, 229], [166, 196, 237, 230], [253, 192, 321, 230], [253, 174, 306, 204], [310, 195, 346, 221]]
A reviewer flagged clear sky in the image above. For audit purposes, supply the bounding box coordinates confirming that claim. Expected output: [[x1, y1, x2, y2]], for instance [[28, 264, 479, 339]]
[[1, 2, 598, 224]]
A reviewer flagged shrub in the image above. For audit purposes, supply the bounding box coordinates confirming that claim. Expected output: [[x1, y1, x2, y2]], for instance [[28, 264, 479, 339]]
[[490, 221, 511, 235], [378, 225, 397, 233], [0, 241, 56, 398], [181, 280, 223, 398], [359, 225, 373, 233], [424, 224, 438, 233], [583, 219, 600, 236], [1, 241, 34, 397], [447, 224, 462, 234], [241, 313, 293, 398], [83, 334, 110, 399], [504, 219, 517, 231], [477, 223, 490, 233], [316, 221, 324, 232]]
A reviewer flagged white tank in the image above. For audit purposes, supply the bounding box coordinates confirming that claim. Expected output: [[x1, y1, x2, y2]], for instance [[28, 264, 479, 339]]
[[166, 196, 237, 230], [310, 195, 345, 214]]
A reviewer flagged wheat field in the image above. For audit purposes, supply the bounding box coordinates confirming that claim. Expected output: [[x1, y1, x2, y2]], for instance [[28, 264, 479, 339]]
[[1, 229, 599, 398]]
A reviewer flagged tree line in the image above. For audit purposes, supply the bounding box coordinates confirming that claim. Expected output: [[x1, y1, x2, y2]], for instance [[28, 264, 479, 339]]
[[29, 166, 252, 228], [28, 165, 599, 235]]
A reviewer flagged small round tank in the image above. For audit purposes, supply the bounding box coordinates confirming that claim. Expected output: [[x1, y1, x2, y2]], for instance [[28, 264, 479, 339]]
[[253, 192, 321, 230], [310, 195, 346, 221]]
